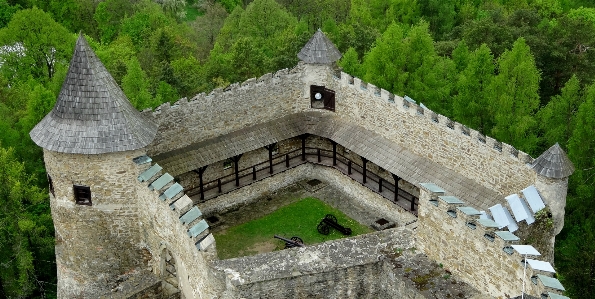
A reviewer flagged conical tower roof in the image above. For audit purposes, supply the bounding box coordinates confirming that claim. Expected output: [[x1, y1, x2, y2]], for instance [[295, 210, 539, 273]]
[[30, 34, 158, 154], [298, 29, 342, 64], [531, 143, 575, 179]]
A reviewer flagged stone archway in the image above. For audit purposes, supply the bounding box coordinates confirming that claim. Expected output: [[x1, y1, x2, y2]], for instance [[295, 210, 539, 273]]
[[161, 248, 181, 297]]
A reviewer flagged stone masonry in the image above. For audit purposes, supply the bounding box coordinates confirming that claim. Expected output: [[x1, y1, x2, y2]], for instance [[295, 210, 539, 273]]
[[30, 32, 573, 298]]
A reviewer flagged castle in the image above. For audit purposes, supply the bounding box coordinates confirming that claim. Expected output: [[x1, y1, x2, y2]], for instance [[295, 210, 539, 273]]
[[30, 31, 574, 299]]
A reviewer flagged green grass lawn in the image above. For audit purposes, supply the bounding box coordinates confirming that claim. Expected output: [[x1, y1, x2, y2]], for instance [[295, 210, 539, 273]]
[[214, 197, 373, 259]]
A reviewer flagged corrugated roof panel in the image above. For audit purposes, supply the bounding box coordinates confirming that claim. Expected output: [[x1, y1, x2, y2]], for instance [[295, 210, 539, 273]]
[[495, 231, 520, 241], [503, 207, 518, 232], [179, 207, 202, 225], [526, 259, 555, 273], [506, 194, 529, 222], [537, 274, 565, 291], [489, 204, 509, 229], [511, 245, 541, 255], [138, 164, 162, 182], [160, 183, 183, 201], [188, 219, 209, 238], [149, 173, 174, 191], [522, 186, 546, 213]]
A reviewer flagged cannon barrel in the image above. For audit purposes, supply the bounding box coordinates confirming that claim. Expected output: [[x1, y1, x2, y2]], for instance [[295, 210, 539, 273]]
[[274, 235, 305, 247]]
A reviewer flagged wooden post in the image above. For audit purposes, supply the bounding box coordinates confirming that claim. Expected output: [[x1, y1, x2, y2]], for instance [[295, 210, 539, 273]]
[[217, 179, 222, 193], [411, 197, 416, 211], [229, 154, 243, 187], [379, 178, 383, 192], [348, 161, 352, 175], [264, 143, 275, 174], [252, 166, 256, 180], [192, 165, 208, 201], [299, 135, 307, 161], [392, 174, 401, 202], [317, 149, 321, 162], [285, 154, 289, 167], [362, 157, 368, 184], [331, 141, 337, 166]]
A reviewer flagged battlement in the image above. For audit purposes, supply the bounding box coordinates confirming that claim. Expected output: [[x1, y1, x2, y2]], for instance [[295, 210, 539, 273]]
[[416, 183, 568, 299]]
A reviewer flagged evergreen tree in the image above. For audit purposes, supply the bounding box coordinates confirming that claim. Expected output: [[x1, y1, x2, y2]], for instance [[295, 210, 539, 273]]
[[537, 74, 582, 150], [122, 57, 158, 110], [489, 38, 540, 154], [453, 44, 495, 134]]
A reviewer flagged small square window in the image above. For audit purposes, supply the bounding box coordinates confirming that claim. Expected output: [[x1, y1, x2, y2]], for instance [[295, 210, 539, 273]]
[[73, 185, 92, 206], [223, 159, 232, 170]]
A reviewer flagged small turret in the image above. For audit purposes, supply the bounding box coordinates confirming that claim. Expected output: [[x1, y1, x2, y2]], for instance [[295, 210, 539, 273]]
[[531, 143, 574, 236], [298, 28, 342, 65], [299, 29, 342, 111]]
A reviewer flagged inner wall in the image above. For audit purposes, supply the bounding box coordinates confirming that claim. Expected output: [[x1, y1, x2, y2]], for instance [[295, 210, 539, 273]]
[[196, 162, 418, 231]]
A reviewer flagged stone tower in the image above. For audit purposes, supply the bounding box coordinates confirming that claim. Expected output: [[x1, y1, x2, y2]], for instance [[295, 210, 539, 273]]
[[531, 143, 575, 236], [298, 29, 342, 109], [30, 34, 158, 297]]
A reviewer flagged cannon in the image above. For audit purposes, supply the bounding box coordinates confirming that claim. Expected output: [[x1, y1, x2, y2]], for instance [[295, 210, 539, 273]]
[[317, 214, 352, 236], [274, 235, 305, 248]]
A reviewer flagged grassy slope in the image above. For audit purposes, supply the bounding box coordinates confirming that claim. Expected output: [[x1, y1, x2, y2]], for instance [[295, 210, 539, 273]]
[[214, 197, 373, 259]]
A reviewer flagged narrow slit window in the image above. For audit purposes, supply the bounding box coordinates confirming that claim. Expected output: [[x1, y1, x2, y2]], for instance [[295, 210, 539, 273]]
[[73, 185, 92, 206], [48, 174, 55, 197]]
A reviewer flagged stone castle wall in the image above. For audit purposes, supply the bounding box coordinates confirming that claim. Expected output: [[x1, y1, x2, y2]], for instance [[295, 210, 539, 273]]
[[212, 227, 415, 299], [145, 64, 535, 204], [415, 184, 557, 298], [144, 67, 306, 156], [43, 149, 148, 297], [134, 160, 223, 299]]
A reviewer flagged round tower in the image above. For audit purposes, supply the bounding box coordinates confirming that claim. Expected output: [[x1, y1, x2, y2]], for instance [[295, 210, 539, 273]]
[[530, 143, 574, 236], [30, 34, 158, 297]]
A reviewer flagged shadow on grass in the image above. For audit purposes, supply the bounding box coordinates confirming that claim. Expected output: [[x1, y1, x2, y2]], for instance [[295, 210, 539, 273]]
[[214, 197, 373, 259]]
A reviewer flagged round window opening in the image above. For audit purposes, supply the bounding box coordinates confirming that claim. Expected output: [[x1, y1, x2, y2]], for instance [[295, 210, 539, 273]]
[[315, 92, 322, 100]]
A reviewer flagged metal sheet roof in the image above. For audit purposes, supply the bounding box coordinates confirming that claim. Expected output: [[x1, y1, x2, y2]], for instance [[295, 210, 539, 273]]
[[526, 259, 555, 273], [511, 245, 541, 256], [537, 274, 565, 291], [522, 185, 546, 213], [30, 34, 157, 154]]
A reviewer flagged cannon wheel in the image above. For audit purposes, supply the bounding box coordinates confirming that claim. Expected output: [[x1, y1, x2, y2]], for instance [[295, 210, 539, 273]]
[[317, 222, 330, 235], [325, 214, 337, 223], [291, 236, 304, 245]]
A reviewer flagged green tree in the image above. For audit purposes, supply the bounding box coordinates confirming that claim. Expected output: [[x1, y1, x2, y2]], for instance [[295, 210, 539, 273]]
[[94, 0, 137, 44], [0, 146, 53, 298], [489, 38, 540, 154], [0, 0, 20, 28], [537, 74, 582, 150], [0, 7, 74, 81], [122, 57, 158, 110], [171, 56, 204, 98], [361, 22, 407, 93], [453, 44, 495, 134], [339, 47, 363, 78]]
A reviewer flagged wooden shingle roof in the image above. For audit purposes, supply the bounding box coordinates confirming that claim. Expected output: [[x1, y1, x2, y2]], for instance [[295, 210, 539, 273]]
[[152, 112, 503, 210], [30, 34, 157, 154], [297, 29, 342, 64], [531, 143, 574, 179]]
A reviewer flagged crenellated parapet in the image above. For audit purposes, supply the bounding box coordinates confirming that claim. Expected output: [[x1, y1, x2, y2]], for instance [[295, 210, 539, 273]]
[[416, 183, 569, 299]]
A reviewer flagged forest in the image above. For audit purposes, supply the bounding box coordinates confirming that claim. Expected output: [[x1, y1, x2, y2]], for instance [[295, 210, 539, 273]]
[[0, 0, 594, 297]]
